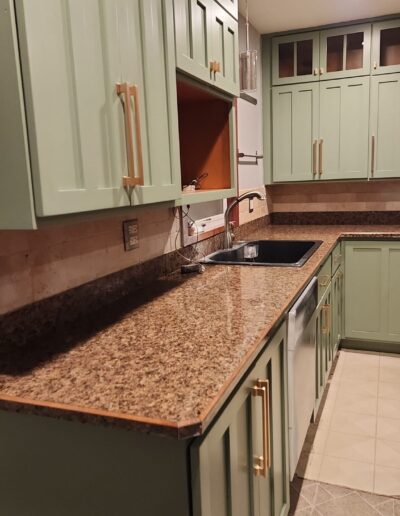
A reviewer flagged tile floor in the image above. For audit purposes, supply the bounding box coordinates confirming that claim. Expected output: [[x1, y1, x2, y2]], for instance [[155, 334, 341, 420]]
[[295, 349, 400, 498]]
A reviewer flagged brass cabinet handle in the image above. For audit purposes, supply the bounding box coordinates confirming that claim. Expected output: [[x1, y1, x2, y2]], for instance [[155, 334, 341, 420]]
[[116, 83, 144, 188], [318, 139, 324, 176], [312, 140, 318, 176], [252, 379, 270, 476], [319, 274, 330, 288], [322, 304, 331, 334], [373, 61, 377, 70], [320, 67, 324, 75], [371, 135, 375, 178], [313, 68, 319, 76]]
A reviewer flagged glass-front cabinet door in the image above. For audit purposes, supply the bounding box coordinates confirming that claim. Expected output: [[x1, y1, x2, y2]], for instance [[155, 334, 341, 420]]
[[320, 24, 371, 80], [372, 19, 400, 75], [272, 32, 319, 85]]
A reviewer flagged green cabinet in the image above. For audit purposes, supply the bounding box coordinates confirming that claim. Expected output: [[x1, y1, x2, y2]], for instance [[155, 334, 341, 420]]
[[370, 73, 400, 179], [191, 322, 290, 516], [272, 32, 320, 86], [344, 241, 400, 343], [332, 265, 344, 356], [319, 77, 370, 180], [215, 0, 238, 19], [0, 0, 181, 227], [174, 0, 239, 96], [315, 285, 332, 413], [272, 83, 319, 182], [372, 19, 400, 75], [319, 24, 371, 80]]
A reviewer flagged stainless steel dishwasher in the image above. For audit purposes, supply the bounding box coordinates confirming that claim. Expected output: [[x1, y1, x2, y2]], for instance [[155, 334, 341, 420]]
[[287, 277, 317, 479]]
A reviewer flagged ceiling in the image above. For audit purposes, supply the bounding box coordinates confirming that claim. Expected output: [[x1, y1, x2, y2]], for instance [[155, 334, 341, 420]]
[[238, 0, 400, 34]]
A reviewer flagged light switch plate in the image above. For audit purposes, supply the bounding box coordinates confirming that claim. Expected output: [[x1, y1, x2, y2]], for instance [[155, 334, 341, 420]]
[[122, 219, 139, 251]]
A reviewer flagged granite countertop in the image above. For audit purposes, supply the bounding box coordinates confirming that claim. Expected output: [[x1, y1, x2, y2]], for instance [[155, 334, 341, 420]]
[[1, 225, 400, 439]]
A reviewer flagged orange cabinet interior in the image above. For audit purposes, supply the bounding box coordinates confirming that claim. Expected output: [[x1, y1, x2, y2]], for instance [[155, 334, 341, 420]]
[[177, 80, 232, 192]]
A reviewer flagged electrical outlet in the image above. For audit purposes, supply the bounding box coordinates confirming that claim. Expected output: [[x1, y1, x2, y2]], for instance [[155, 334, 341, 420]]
[[122, 219, 139, 251]]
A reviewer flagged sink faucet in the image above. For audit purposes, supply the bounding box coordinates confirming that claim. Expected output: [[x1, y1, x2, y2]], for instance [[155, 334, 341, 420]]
[[224, 191, 266, 248]]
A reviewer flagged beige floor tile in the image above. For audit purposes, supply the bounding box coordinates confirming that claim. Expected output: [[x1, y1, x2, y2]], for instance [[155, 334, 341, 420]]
[[304, 426, 330, 455], [342, 350, 380, 367], [379, 382, 400, 401], [377, 418, 400, 442], [378, 398, 400, 420], [329, 411, 377, 438], [376, 440, 400, 469], [324, 431, 375, 463], [380, 354, 400, 368], [319, 456, 374, 492], [374, 465, 400, 496], [296, 452, 324, 481], [337, 379, 379, 399], [335, 391, 378, 416], [341, 363, 379, 382], [380, 365, 400, 385]]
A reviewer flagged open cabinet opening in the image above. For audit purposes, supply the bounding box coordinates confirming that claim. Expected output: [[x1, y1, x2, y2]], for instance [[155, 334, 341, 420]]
[[177, 79, 233, 194]]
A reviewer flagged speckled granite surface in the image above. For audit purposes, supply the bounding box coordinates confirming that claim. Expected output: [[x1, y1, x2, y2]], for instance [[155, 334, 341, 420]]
[[1, 225, 400, 439]]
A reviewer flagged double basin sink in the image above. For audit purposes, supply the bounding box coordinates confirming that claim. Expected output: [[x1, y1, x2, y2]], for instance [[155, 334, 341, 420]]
[[202, 240, 322, 267]]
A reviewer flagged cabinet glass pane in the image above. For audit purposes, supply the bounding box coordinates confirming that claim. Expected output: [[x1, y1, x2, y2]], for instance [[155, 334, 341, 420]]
[[346, 32, 364, 70], [327, 35, 344, 72], [297, 39, 313, 76], [279, 42, 294, 78], [380, 27, 400, 67]]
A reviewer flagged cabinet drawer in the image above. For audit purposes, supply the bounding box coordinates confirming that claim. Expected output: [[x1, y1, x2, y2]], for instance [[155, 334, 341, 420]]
[[318, 255, 332, 301], [215, 0, 237, 19], [332, 243, 342, 274]]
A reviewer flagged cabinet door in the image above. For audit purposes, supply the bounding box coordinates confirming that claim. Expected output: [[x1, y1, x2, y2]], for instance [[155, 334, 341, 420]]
[[315, 298, 325, 413], [191, 323, 289, 516], [215, 0, 238, 20], [211, 2, 239, 96], [272, 32, 320, 86], [272, 83, 319, 182], [344, 242, 387, 341], [16, 0, 180, 217], [370, 74, 400, 179], [174, 0, 214, 84], [319, 77, 369, 180], [332, 266, 344, 356], [320, 24, 371, 80], [372, 19, 400, 75], [385, 244, 400, 341]]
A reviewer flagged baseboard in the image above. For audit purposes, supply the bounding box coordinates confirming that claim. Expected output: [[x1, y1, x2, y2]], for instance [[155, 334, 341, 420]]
[[341, 338, 400, 354]]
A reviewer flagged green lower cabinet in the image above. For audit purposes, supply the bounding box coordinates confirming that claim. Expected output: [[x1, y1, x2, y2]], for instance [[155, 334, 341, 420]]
[[331, 266, 344, 355], [272, 83, 319, 182], [191, 322, 290, 516], [319, 77, 370, 180], [344, 241, 400, 343], [370, 73, 400, 179], [315, 284, 332, 413]]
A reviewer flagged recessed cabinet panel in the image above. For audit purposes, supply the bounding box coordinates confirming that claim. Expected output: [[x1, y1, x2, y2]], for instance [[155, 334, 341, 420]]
[[372, 20, 400, 75], [319, 77, 369, 180], [215, 0, 238, 19], [345, 244, 386, 340], [387, 247, 400, 338], [370, 74, 400, 178], [272, 83, 319, 182], [320, 24, 371, 80], [272, 32, 319, 85]]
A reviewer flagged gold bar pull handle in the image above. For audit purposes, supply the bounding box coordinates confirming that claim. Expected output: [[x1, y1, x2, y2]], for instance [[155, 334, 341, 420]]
[[116, 83, 144, 188], [252, 378, 270, 477], [312, 139, 318, 176], [371, 135, 375, 178], [319, 138, 324, 177], [322, 304, 331, 334]]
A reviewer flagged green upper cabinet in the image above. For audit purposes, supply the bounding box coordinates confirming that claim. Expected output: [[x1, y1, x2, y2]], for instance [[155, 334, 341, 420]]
[[319, 76, 370, 180], [215, 0, 238, 19], [272, 83, 319, 182], [174, 0, 239, 96], [272, 32, 320, 86], [344, 241, 400, 344], [14, 0, 180, 217], [372, 19, 400, 75], [370, 73, 400, 179], [319, 24, 371, 80], [191, 323, 290, 516], [0, 0, 181, 227]]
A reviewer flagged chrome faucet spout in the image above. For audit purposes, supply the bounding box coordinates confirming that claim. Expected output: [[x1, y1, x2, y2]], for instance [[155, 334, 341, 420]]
[[224, 191, 266, 249]]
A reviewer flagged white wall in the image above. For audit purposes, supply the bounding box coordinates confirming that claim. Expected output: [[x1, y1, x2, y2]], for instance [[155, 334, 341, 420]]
[[237, 15, 264, 190]]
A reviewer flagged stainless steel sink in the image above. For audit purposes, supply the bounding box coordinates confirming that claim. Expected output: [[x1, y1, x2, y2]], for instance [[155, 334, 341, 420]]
[[202, 240, 322, 267]]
